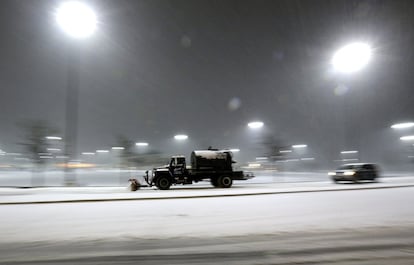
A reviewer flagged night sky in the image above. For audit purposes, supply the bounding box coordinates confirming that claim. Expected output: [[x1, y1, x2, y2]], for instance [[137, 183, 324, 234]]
[[1, 0, 414, 165]]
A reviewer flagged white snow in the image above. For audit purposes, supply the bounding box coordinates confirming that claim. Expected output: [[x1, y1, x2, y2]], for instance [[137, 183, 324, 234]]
[[0, 178, 413, 243]]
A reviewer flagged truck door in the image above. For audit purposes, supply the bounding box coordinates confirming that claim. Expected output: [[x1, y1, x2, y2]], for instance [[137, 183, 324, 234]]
[[169, 157, 186, 177]]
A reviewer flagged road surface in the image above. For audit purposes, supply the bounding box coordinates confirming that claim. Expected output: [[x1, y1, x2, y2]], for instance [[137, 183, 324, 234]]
[[0, 185, 413, 264]]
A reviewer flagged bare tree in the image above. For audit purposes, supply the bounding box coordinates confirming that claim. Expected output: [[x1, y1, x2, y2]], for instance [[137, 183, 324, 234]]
[[261, 134, 289, 163], [18, 120, 59, 186], [115, 135, 136, 168]]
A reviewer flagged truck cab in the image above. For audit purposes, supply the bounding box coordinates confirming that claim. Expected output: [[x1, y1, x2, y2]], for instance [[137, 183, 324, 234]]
[[169, 156, 186, 176]]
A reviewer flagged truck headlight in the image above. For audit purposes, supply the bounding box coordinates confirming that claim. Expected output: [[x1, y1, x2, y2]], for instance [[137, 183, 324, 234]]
[[328, 172, 336, 176], [344, 171, 356, 176]]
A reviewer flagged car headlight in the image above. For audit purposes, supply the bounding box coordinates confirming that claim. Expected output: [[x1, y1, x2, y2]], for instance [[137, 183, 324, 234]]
[[328, 172, 336, 176], [344, 171, 356, 176]]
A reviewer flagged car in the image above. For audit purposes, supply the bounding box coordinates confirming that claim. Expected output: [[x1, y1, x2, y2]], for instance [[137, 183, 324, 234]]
[[328, 163, 379, 183]]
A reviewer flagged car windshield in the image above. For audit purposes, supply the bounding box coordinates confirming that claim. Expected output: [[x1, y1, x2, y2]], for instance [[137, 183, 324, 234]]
[[337, 165, 359, 170]]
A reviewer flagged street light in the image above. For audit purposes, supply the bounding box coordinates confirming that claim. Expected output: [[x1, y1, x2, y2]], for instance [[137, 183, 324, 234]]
[[340, 150, 359, 154], [111, 146, 125, 150], [332, 42, 372, 73], [45, 136, 62, 140], [391, 122, 414, 129], [96, 150, 109, 153], [247, 121, 264, 129], [135, 142, 149, 147], [174, 135, 188, 141], [56, 1, 97, 39], [55, 2, 97, 185], [400, 136, 414, 141], [332, 42, 372, 161], [292, 144, 307, 149]]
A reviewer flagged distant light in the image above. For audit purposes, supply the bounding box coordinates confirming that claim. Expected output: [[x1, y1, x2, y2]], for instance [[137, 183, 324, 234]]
[[391, 122, 414, 129], [400, 135, 414, 141], [229, 148, 240, 152], [96, 150, 109, 153], [247, 121, 264, 129], [56, 1, 97, 39], [342, 158, 359, 162], [56, 155, 68, 159], [248, 163, 261, 168], [285, 159, 300, 162], [135, 142, 149, 147], [45, 136, 62, 140], [301, 157, 315, 161], [47, 148, 61, 152], [39, 156, 53, 159], [332, 43, 371, 73], [6, 153, 21, 156], [280, 150, 292, 153], [38, 153, 52, 156], [82, 152, 95, 155], [292, 144, 307, 148], [174, 134, 188, 140], [340, 150, 359, 154], [57, 162, 95, 169], [256, 157, 268, 160], [111, 146, 125, 150]]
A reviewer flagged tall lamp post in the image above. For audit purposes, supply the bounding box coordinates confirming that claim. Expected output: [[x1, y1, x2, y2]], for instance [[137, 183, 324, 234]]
[[332, 42, 372, 161], [55, 1, 97, 185]]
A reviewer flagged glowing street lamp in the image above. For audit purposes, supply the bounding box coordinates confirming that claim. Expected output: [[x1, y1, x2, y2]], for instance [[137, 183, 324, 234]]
[[332, 43, 371, 73], [55, 2, 97, 185], [174, 134, 188, 141], [111, 146, 125, 150], [400, 135, 414, 141], [292, 144, 307, 149], [135, 142, 149, 147], [340, 150, 359, 154], [391, 122, 414, 129], [45, 136, 62, 140], [96, 150, 109, 153], [247, 121, 264, 129], [56, 1, 97, 39]]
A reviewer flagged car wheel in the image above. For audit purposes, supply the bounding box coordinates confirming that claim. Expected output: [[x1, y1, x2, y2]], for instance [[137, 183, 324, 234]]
[[218, 175, 233, 188], [353, 176, 359, 184], [156, 176, 172, 190]]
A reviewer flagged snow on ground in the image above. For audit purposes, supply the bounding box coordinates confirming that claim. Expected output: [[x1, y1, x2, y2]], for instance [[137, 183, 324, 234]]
[[0, 186, 413, 243], [1, 176, 414, 204]]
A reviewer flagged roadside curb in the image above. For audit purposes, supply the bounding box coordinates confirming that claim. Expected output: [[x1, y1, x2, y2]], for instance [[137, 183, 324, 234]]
[[1, 183, 414, 205]]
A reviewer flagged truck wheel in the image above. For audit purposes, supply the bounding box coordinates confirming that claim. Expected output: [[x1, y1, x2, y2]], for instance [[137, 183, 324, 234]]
[[156, 176, 172, 190], [218, 175, 232, 188], [211, 178, 219, 188]]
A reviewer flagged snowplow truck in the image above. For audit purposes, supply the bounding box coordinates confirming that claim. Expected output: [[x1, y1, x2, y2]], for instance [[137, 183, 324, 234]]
[[143, 150, 254, 190]]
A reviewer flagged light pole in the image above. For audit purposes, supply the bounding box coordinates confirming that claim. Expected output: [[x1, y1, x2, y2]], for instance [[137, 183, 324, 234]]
[[247, 121, 264, 163], [174, 135, 188, 156], [332, 42, 372, 161], [55, 1, 97, 185]]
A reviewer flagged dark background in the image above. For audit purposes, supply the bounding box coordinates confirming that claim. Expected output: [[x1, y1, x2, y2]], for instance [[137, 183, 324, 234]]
[[1, 0, 413, 167]]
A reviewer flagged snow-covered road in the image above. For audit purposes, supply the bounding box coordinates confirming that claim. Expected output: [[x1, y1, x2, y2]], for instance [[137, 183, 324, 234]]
[[0, 184, 413, 243]]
